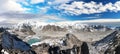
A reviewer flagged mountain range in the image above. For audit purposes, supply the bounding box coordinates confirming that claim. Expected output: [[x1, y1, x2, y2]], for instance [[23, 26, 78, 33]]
[[0, 21, 120, 54]]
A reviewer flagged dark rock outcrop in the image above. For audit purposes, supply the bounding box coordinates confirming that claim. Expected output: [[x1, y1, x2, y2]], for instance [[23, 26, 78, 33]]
[[32, 43, 50, 54], [0, 27, 6, 54], [56, 33, 85, 54], [91, 31, 120, 54], [59, 45, 82, 54], [0, 27, 6, 33], [115, 27, 120, 31], [115, 45, 120, 54], [31, 33, 89, 54], [1, 31, 36, 54], [81, 42, 89, 54], [63, 33, 82, 48], [32, 42, 89, 54], [82, 25, 111, 32], [0, 44, 2, 54]]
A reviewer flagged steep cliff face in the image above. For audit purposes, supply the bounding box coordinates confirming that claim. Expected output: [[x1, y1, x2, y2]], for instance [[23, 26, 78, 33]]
[[1, 31, 36, 54], [32, 43, 51, 54], [104, 32, 120, 54], [115, 45, 120, 54], [15, 23, 36, 35], [0, 44, 2, 54], [91, 31, 120, 54]]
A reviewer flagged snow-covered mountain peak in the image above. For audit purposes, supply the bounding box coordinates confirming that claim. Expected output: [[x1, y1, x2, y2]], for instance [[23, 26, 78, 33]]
[[16, 20, 88, 29], [13, 20, 111, 33]]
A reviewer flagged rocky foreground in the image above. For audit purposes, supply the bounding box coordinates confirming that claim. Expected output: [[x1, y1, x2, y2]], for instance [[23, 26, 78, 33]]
[[0, 29, 120, 54]]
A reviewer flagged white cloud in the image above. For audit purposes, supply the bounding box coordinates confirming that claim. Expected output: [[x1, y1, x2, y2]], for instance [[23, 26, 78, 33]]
[[36, 6, 50, 14], [57, 1, 120, 15], [0, 12, 120, 26], [0, 17, 6, 22], [52, 0, 72, 5], [0, 0, 26, 13], [24, 0, 72, 5], [30, 0, 72, 4], [30, 0, 44, 4], [80, 19, 120, 23], [0, 12, 67, 25], [17, 0, 73, 14]]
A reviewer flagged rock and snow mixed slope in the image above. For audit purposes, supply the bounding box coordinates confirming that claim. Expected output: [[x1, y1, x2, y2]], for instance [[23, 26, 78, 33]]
[[14, 21, 111, 35], [11, 21, 112, 42], [15, 21, 88, 31]]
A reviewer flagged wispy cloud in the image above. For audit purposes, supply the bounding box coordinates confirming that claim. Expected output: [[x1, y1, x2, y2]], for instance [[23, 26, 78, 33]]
[[19, 0, 73, 14], [48, 0, 72, 5], [0, 12, 67, 25], [28, 0, 72, 4], [30, 0, 44, 4], [57, 1, 120, 15], [79, 19, 120, 23], [0, 12, 120, 26], [0, 0, 120, 26]]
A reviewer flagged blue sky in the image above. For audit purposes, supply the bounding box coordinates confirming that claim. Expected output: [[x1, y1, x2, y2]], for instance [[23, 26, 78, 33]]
[[0, 0, 120, 25], [18, 0, 120, 20]]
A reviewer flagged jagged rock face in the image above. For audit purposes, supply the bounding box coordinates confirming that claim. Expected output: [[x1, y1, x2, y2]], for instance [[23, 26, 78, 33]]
[[59, 45, 82, 54], [0, 44, 2, 54], [115, 45, 120, 54], [82, 25, 111, 32], [17, 24, 36, 35], [0, 27, 6, 33], [1, 31, 36, 54], [81, 42, 89, 54], [31, 33, 89, 54], [115, 27, 120, 31], [63, 33, 83, 48], [48, 33, 85, 54], [32, 42, 89, 54], [0, 27, 5, 54], [104, 31, 120, 54], [32, 43, 50, 54], [32, 43, 83, 54], [90, 31, 120, 54], [48, 45, 82, 54], [32, 43, 61, 54]]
